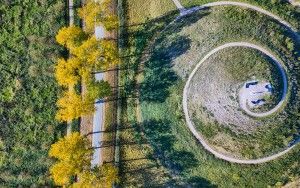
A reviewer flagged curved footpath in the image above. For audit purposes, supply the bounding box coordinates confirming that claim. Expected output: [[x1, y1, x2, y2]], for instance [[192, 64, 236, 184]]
[[183, 42, 291, 164], [223, 43, 287, 118], [168, 0, 300, 164], [175, 1, 299, 39]]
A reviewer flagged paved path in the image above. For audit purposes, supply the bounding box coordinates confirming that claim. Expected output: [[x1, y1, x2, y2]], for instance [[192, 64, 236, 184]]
[[91, 25, 106, 167], [289, 0, 300, 6], [67, 0, 74, 136], [230, 43, 287, 118], [169, 0, 300, 164], [91, 73, 105, 167]]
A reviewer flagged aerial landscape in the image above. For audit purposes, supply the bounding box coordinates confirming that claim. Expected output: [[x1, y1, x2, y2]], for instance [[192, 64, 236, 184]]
[[0, 0, 300, 187]]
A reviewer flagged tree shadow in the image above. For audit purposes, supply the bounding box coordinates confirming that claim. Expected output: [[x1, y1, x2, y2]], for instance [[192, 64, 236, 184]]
[[139, 36, 190, 103], [185, 176, 218, 188], [119, 9, 214, 187], [132, 119, 216, 187], [138, 11, 210, 103], [120, 9, 211, 101], [141, 119, 197, 173]]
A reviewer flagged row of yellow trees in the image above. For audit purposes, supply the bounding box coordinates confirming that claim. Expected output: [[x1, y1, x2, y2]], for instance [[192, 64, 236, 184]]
[[55, 0, 118, 122], [49, 133, 118, 187], [49, 0, 119, 186]]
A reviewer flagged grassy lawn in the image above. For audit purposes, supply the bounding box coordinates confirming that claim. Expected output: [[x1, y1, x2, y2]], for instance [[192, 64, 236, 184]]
[[180, 0, 300, 29], [117, 0, 179, 186], [126, 0, 177, 25], [188, 46, 286, 158], [119, 1, 300, 187]]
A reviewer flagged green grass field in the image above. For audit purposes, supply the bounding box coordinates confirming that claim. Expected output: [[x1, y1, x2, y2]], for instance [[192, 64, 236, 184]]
[[119, 0, 300, 187]]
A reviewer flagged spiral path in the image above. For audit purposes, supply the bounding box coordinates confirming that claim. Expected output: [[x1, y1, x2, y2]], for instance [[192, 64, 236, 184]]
[[168, 1, 300, 164]]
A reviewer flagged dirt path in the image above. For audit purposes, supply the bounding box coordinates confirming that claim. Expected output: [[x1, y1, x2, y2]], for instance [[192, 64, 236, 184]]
[[172, 0, 298, 35], [183, 42, 292, 164], [190, 42, 287, 118], [170, 0, 299, 164]]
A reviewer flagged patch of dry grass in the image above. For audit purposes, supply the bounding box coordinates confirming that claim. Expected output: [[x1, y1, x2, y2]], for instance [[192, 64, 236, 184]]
[[126, 0, 177, 25]]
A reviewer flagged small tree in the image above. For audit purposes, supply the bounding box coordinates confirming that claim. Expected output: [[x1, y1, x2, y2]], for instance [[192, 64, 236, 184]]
[[87, 80, 112, 100], [72, 164, 119, 188], [49, 132, 92, 186], [55, 58, 81, 87], [56, 90, 95, 122], [285, 37, 294, 52], [56, 26, 88, 50], [96, 39, 119, 70]]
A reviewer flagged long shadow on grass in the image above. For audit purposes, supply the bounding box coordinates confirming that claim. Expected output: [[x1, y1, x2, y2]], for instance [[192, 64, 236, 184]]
[[132, 119, 216, 187], [138, 11, 210, 103], [139, 36, 190, 102], [121, 11, 210, 101]]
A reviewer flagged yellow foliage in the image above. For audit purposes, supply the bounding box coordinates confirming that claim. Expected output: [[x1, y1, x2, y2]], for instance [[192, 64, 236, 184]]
[[72, 37, 119, 70], [55, 58, 81, 87], [56, 26, 88, 50], [78, 0, 118, 33], [77, 1, 100, 33], [72, 164, 119, 188], [99, 163, 119, 188], [97, 39, 119, 69], [49, 161, 74, 186], [56, 90, 95, 122], [49, 132, 92, 186], [72, 36, 101, 65]]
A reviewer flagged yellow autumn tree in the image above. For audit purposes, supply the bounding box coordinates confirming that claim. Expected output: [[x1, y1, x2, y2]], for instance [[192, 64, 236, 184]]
[[55, 58, 81, 87], [56, 26, 88, 50], [72, 36, 101, 65], [56, 90, 95, 122], [96, 39, 119, 70], [72, 37, 119, 71], [77, 0, 118, 33], [49, 132, 92, 186], [72, 164, 119, 188]]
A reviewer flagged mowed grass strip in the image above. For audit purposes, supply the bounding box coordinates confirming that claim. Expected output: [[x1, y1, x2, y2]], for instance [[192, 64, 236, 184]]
[[126, 0, 177, 25]]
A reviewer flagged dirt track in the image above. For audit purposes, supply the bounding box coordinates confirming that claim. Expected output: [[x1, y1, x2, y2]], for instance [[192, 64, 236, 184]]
[[171, 0, 299, 164]]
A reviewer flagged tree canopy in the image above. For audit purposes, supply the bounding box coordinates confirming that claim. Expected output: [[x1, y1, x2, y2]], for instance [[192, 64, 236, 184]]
[[72, 164, 119, 188], [49, 133, 119, 187], [56, 90, 95, 122], [55, 26, 88, 50], [55, 58, 81, 87], [49, 132, 92, 186], [78, 0, 118, 33]]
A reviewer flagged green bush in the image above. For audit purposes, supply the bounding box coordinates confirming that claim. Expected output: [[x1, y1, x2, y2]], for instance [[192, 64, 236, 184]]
[[0, 1, 66, 186]]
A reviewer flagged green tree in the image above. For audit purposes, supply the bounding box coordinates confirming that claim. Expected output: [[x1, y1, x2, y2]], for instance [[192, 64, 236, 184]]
[[72, 164, 119, 188], [87, 80, 112, 100]]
